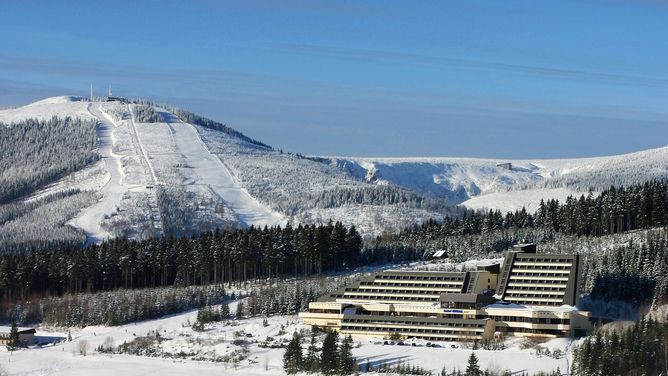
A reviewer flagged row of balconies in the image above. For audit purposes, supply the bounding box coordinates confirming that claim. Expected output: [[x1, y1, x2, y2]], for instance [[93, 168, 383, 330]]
[[505, 292, 566, 299], [504, 297, 563, 305], [341, 293, 440, 301], [510, 269, 571, 274], [515, 257, 574, 263], [505, 289, 566, 296], [375, 274, 465, 281], [506, 282, 567, 288], [342, 325, 483, 336], [509, 275, 569, 281], [364, 281, 465, 288], [355, 287, 460, 294]]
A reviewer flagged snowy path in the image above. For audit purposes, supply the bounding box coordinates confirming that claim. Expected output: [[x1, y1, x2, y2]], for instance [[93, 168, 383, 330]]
[[66, 105, 129, 246], [166, 118, 285, 228]]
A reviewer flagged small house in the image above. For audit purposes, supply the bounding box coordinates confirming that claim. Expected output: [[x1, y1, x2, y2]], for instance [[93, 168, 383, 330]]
[[496, 162, 512, 170], [0, 326, 36, 346]]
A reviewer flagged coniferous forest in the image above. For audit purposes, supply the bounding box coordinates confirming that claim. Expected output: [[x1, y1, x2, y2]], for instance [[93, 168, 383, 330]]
[[386, 179, 668, 240], [573, 318, 668, 376], [0, 117, 99, 203], [0, 222, 362, 300]]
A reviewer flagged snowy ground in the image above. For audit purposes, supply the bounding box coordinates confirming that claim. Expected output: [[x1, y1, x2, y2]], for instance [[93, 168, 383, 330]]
[[66, 105, 132, 245], [0, 303, 574, 376], [461, 187, 588, 213], [296, 205, 444, 236], [0, 96, 94, 123], [0, 257, 578, 376]]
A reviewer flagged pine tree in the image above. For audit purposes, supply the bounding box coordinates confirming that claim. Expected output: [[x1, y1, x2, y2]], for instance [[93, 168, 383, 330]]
[[466, 352, 481, 376], [220, 302, 230, 320], [235, 301, 244, 319], [196, 306, 210, 324], [304, 331, 320, 373], [320, 331, 339, 375], [337, 334, 355, 375], [283, 332, 303, 374], [7, 321, 20, 349]]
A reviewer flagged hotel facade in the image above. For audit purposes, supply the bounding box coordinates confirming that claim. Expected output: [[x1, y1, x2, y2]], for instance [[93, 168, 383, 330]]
[[299, 244, 592, 342]]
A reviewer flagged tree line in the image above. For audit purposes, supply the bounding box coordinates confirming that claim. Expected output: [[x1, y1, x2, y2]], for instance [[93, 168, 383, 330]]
[[377, 179, 668, 247], [2, 284, 228, 328], [0, 222, 362, 301], [4, 271, 359, 327]]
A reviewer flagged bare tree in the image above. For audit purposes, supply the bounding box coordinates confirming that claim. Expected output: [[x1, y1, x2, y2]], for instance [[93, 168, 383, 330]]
[[77, 340, 89, 356]]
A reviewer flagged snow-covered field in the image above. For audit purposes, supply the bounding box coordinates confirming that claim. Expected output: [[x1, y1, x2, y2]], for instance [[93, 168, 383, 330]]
[[461, 187, 587, 213], [0, 302, 574, 376], [0, 96, 94, 123]]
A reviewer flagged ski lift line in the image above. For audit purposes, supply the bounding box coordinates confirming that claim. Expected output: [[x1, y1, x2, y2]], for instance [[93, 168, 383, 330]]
[[127, 104, 161, 186]]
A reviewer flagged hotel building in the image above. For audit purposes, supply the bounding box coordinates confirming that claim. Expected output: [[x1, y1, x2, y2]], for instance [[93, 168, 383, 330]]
[[299, 244, 592, 342]]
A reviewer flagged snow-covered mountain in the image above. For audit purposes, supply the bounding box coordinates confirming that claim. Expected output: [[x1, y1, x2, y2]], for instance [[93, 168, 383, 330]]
[[1, 96, 666, 247], [328, 146, 668, 213]]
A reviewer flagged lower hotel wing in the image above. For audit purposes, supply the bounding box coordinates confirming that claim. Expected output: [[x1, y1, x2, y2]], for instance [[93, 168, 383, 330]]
[[299, 244, 593, 342]]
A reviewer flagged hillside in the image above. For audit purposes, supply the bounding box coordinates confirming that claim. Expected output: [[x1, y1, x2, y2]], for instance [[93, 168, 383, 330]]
[[0, 97, 444, 249], [0, 96, 666, 249], [329, 146, 668, 212]]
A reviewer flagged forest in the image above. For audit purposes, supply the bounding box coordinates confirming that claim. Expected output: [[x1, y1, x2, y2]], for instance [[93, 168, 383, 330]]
[[386, 179, 668, 240], [0, 221, 362, 300], [0, 116, 99, 203], [2, 269, 360, 327], [0, 189, 99, 253], [573, 318, 668, 376], [305, 185, 456, 212], [132, 104, 165, 123]]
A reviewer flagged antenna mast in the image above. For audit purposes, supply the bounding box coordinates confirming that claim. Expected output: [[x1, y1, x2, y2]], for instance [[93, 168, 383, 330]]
[[90, 84, 93, 101], [108, 85, 112, 97]]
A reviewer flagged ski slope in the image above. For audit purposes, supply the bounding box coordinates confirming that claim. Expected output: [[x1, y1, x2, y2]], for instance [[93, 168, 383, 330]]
[[66, 105, 132, 245], [159, 113, 286, 228], [1, 97, 283, 242]]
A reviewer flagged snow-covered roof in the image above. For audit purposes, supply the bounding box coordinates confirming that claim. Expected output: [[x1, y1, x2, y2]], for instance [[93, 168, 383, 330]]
[[0, 326, 36, 334], [484, 302, 579, 313]]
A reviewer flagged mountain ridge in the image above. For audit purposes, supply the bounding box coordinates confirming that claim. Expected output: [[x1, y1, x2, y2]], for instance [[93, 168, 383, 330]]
[[1, 96, 666, 249]]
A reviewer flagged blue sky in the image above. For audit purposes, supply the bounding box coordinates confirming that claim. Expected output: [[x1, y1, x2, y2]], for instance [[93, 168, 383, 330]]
[[1, 0, 666, 158]]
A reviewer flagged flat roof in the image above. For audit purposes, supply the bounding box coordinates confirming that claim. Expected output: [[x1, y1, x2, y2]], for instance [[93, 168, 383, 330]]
[[0, 326, 36, 334], [484, 302, 579, 313], [440, 293, 497, 304]]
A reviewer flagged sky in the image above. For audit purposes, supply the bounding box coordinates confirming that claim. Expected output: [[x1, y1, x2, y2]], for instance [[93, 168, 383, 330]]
[[0, 0, 666, 158]]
